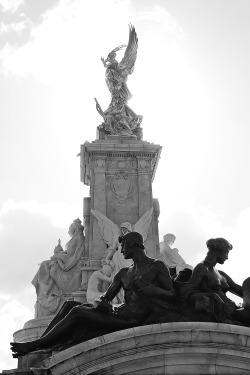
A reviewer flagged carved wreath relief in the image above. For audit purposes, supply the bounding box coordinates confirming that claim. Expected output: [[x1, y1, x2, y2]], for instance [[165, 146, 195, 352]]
[[110, 171, 132, 203]]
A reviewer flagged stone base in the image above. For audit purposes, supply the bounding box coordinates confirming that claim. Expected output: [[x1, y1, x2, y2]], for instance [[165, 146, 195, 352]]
[[17, 351, 53, 370], [3, 322, 250, 374], [97, 126, 143, 141]]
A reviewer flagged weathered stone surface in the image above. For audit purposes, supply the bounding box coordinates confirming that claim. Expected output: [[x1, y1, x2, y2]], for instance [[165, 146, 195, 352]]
[[80, 137, 162, 262], [7, 322, 250, 375]]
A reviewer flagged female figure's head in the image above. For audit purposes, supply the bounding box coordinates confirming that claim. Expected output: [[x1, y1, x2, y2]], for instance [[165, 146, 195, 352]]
[[206, 237, 233, 264]]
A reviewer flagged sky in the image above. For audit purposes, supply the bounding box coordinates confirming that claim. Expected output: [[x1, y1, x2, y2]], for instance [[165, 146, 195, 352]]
[[1, 0, 250, 369]]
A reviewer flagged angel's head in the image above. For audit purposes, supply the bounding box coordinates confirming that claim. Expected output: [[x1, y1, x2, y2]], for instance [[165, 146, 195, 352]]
[[120, 222, 132, 235], [119, 231, 144, 259], [106, 44, 126, 65], [106, 51, 117, 63]]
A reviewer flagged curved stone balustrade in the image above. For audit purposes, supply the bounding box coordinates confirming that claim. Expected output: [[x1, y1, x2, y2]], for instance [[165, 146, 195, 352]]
[[24, 322, 250, 374]]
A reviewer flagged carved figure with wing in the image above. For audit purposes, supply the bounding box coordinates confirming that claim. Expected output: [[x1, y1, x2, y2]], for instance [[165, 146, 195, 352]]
[[91, 208, 153, 303], [95, 24, 143, 135]]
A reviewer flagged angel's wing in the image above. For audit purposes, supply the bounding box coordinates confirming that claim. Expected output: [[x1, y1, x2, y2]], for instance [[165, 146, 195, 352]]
[[91, 210, 121, 247], [119, 24, 138, 75], [133, 207, 153, 241]]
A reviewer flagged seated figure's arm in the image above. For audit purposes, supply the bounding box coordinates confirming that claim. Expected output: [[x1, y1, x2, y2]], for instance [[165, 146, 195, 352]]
[[100, 269, 124, 301], [94, 269, 124, 312], [218, 270, 243, 297]]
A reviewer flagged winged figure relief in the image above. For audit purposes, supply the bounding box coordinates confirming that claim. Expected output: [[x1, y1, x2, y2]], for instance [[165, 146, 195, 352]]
[[95, 24, 143, 136], [91, 207, 153, 263], [91, 207, 153, 303]]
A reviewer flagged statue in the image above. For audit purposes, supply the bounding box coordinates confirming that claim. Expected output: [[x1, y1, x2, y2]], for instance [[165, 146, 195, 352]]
[[91, 208, 153, 303], [160, 233, 193, 277], [95, 24, 142, 136], [180, 238, 250, 325], [10, 232, 176, 357], [11, 234, 250, 358], [86, 263, 118, 305], [32, 218, 85, 317]]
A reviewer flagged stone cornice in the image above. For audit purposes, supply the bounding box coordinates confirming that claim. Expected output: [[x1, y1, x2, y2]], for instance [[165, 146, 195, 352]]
[[80, 139, 162, 185], [30, 322, 250, 374]]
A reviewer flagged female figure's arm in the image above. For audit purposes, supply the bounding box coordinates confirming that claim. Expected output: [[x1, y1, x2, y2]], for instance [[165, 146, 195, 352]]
[[218, 270, 243, 298]]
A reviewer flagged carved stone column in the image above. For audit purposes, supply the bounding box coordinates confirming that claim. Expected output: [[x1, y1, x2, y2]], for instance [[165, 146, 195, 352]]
[[82, 197, 90, 261]]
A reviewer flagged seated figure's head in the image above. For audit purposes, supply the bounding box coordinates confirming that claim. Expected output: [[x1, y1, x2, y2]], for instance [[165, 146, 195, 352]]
[[68, 218, 84, 237], [163, 233, 176, 246], [119, 231, 145, 259], [120, 222, 132, 235], [206, 237, 233, 264]]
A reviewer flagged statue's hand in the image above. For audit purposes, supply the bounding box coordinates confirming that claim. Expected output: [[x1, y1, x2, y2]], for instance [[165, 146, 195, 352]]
[[133, 276, 149, 292], [93, 298, 112, 313]]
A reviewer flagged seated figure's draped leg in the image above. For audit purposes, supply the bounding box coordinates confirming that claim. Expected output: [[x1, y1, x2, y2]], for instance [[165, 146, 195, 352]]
[[38, 305, 138, 350], [41, 300, 83, 337]]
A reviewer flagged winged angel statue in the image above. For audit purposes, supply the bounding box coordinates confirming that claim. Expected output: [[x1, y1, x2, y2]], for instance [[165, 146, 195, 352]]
[[91, 208, 153, 302], [95, 24, 143, 136]]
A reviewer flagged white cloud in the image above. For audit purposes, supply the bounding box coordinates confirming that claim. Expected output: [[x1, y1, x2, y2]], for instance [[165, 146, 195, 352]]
[[0, 199, 81, 228], [137, 5, 186, 40], [0, 19, 30, 35], [0, 0, 23, 13], [0, 298, 33, 370], [0, 199, 81, 297], [0, 0, 135, 85]]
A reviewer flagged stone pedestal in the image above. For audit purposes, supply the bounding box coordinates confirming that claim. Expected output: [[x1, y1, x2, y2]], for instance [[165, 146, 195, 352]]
[[80, 136, 162, 261]]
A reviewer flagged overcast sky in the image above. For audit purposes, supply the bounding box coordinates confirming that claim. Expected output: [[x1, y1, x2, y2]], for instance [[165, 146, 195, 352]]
[[1, 0, 250, 369]]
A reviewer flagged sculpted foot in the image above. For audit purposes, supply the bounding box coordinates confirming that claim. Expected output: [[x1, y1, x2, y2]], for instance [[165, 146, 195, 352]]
[[10, 341, 37, 355]]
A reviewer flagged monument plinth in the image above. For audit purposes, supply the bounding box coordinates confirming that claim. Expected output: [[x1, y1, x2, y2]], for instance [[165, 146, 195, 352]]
[[80, 135, 162, 264]]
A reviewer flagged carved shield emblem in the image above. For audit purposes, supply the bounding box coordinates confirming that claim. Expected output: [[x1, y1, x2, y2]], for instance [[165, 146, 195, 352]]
[[110, 172, 132, 203]]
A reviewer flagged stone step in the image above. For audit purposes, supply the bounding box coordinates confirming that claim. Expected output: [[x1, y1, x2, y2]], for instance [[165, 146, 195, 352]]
[[2, 369, 33, 375]]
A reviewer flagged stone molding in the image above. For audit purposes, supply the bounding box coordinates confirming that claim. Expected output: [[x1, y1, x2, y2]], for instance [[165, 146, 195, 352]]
[[80, 139, 162, 185], [28, 322, 250, 374]]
